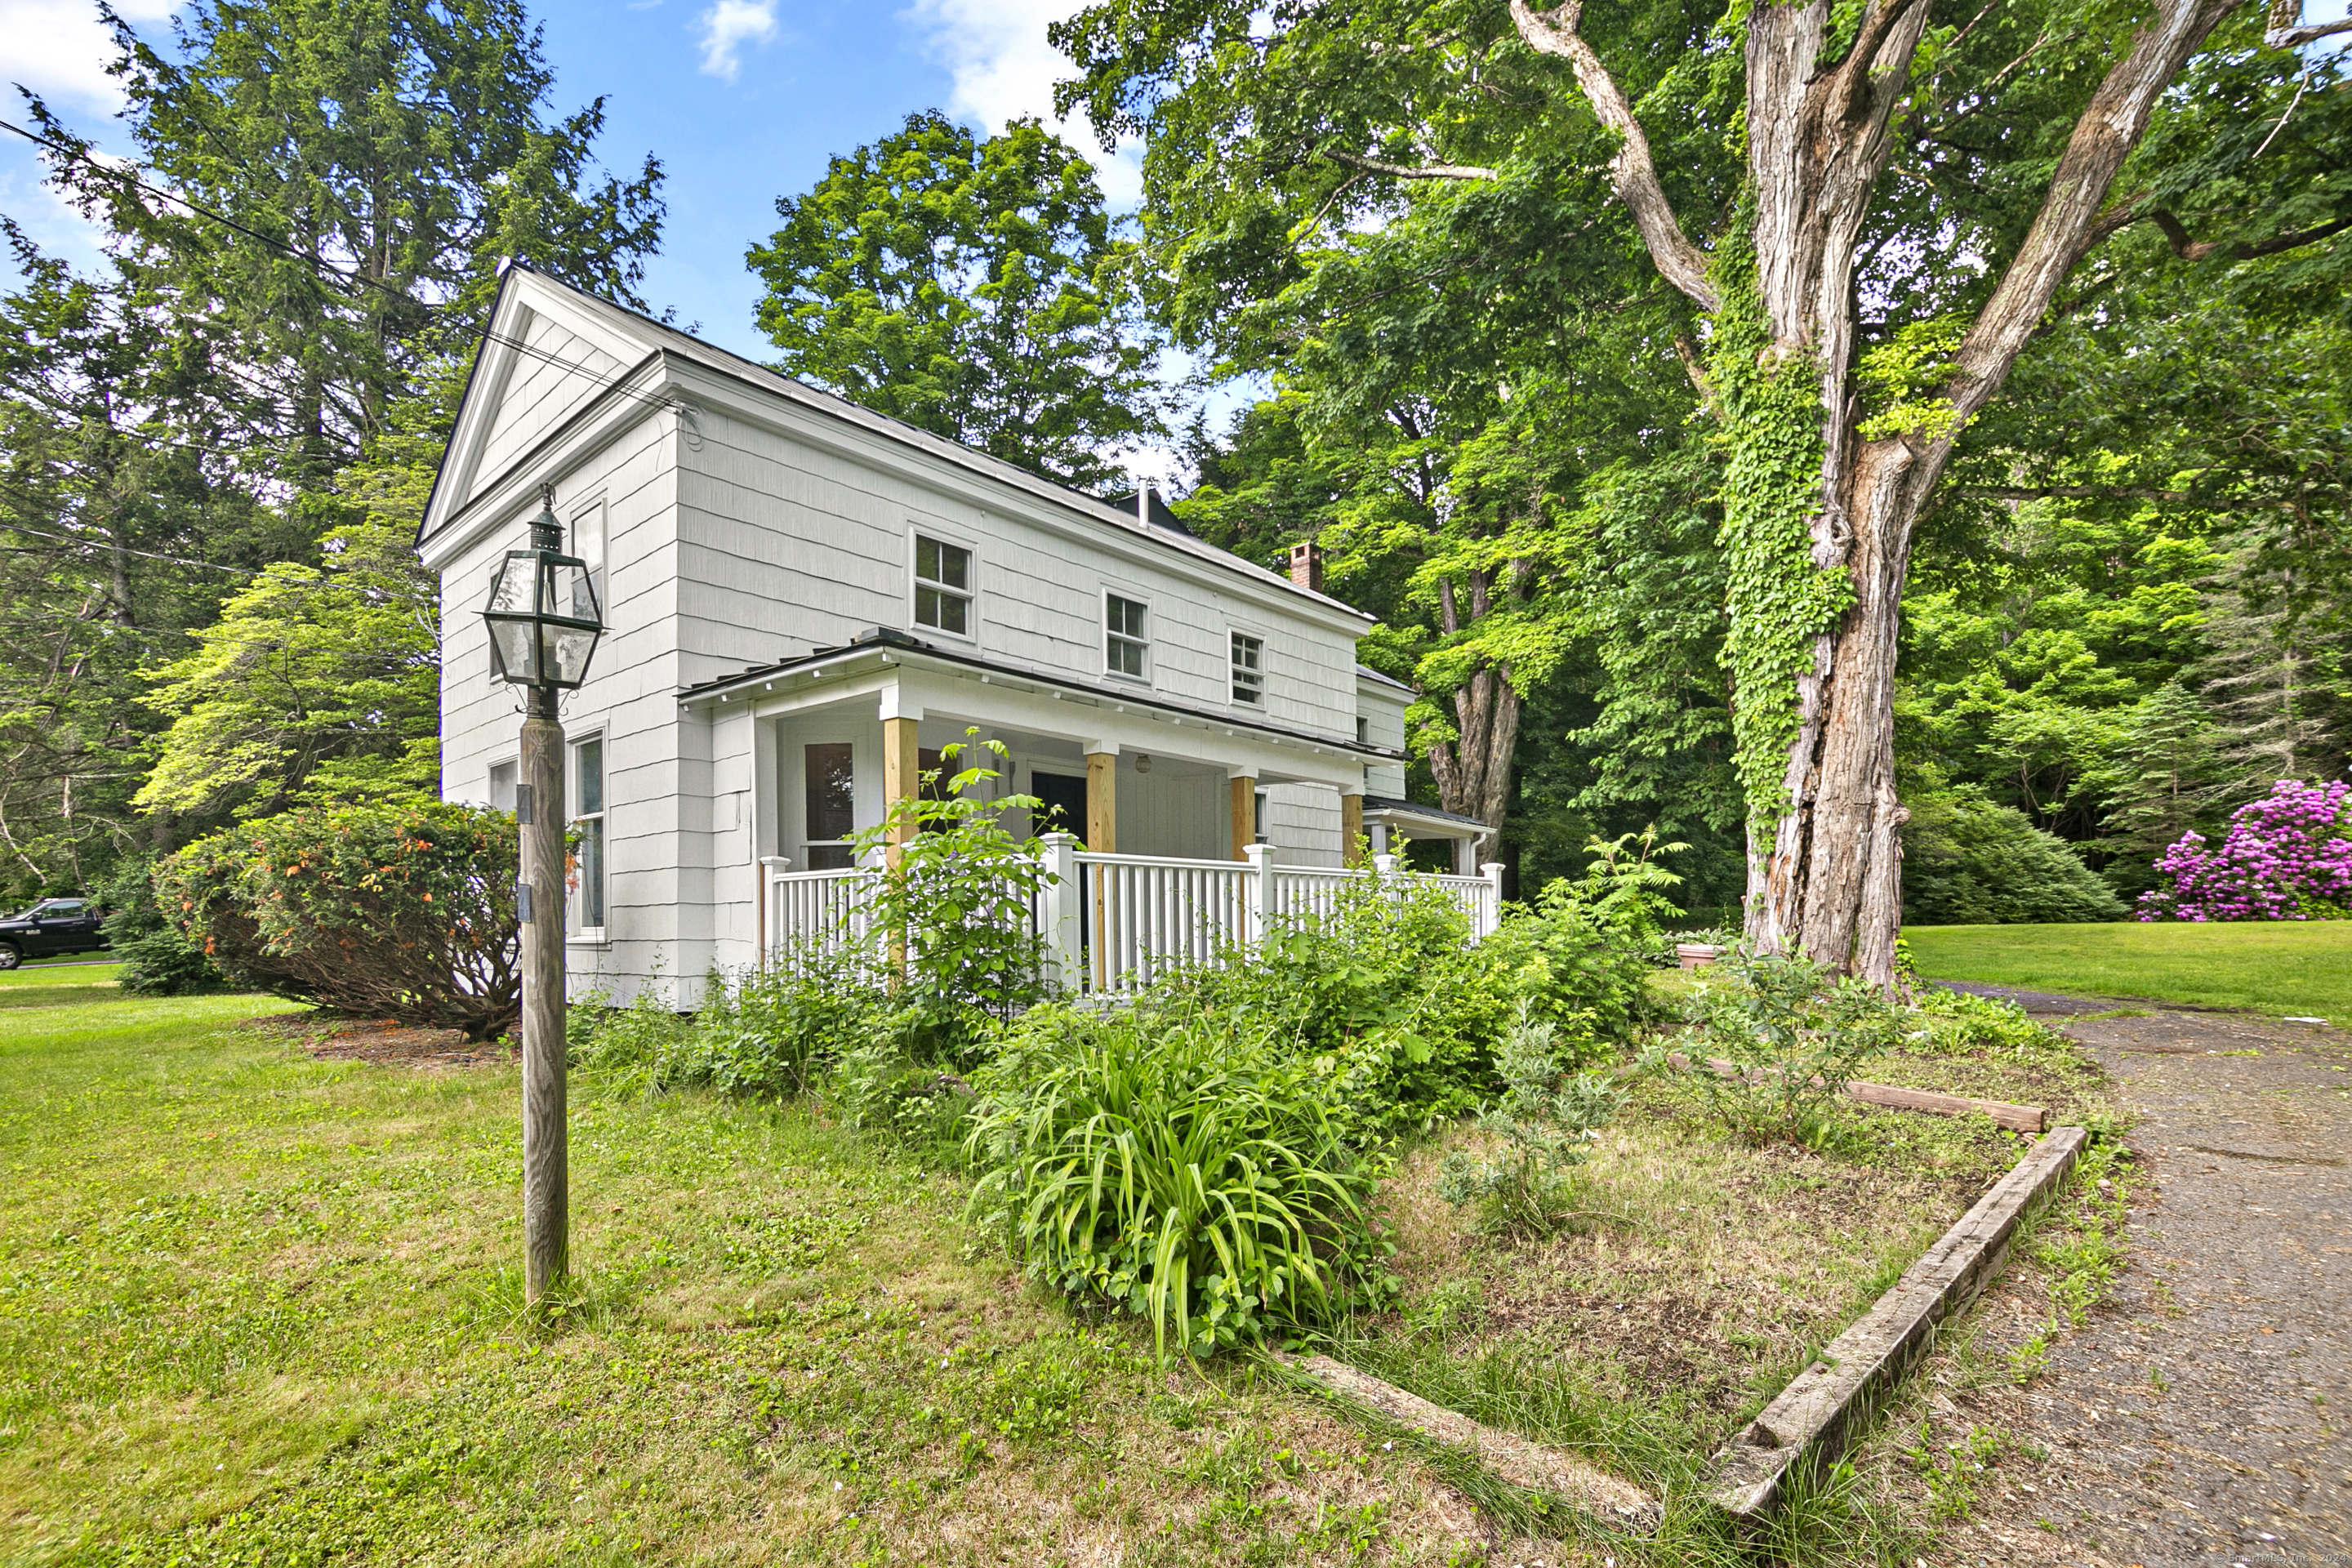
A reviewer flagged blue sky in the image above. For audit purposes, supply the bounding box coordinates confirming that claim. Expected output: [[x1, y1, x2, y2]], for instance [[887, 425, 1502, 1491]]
[[0, 0, 1137, 364]]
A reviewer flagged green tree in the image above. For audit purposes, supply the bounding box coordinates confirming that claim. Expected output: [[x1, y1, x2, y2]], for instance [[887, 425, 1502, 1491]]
[[29, 0, 666, 487], [0, 226, 288, 898], [1054, 0, 2345, 979], [136, 385, 451, 822], [747, 111, 1164, 488], [7, 0, 666, 889]]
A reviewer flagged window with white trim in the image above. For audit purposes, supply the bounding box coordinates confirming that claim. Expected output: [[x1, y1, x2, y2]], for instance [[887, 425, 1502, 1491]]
[[913, 534, 973, 635], [1229, 630, 1263, 705], [1105, 593, 1149, 679], [572, 735, 606, 934]]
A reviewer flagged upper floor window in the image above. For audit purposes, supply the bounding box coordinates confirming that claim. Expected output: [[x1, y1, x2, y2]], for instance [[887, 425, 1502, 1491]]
[[1230, 631, 1263, 706], [914, 535, 973, 636], [1105, 594, 1149, 679]]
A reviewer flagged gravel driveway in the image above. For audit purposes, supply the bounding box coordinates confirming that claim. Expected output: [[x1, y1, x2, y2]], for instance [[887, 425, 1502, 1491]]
[[1926, 998, 2351, 1567]]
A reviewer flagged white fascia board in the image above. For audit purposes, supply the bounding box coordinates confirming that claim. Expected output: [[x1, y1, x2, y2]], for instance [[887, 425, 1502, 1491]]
[[662, 358, 1374, 640]]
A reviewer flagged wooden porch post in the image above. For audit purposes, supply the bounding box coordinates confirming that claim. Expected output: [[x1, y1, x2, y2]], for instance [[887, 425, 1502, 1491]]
[[1227, 771, 1256, 862], [1340, 790, 1365, 866], [882, 715, 920, 866], [1084, 744, 1117, 853]]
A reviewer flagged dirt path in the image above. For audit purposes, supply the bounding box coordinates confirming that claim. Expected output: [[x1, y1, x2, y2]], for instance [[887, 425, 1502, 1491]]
[[1931, 997, 2351, 1567]]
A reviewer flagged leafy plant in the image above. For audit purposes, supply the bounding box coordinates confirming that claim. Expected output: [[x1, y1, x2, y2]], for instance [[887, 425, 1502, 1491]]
[[1437, 1002, 1621, 1236], [102, 854, 225, 996], [155, 801, 519, 1037], [1551, 825, 1690, 943], [964, 1004, 1392, 1361], [848, 732, 1054, 1067], [669, 946, 888, 1099], [1163, 872, 1516, 1138], [1667, 951, 1905, 1148]]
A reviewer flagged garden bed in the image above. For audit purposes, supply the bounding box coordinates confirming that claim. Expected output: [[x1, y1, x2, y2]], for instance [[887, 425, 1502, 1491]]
[[1354, 1073, 2039, 1441]]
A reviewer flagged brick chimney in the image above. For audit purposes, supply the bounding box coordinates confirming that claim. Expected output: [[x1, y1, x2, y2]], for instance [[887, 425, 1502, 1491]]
[[1288, 540, 1324, 594]]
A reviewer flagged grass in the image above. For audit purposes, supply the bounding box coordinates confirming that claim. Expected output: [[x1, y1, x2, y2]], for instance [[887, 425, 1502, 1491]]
[[1905, 920, 2352, 1018], [0, 977, 2102, 1566]]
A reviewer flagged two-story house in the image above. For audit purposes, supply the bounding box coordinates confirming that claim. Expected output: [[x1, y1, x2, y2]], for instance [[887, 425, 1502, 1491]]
[[419, 265, 1488, 1003]]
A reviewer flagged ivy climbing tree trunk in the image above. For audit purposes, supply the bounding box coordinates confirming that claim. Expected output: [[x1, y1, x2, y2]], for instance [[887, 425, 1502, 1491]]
[[1510, 0, 2239, 980]]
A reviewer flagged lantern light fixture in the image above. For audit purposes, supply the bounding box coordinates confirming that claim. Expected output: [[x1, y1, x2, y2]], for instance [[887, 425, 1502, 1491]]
[[482, 486, 603, 692]]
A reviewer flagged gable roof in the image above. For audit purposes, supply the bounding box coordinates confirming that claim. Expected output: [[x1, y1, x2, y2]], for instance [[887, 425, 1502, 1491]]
[[420, 265, 1373, 626]]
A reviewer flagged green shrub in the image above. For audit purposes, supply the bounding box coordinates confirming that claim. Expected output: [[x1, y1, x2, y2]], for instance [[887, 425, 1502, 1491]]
[[1156, 875, 1508, 1136], [1437, 1002, 1621, 1236], [1901, 786, 2127, 924], [849, 734, 1054, 1067], [668, 947, 888, 1098], [1667, 951, 1908, 1148], [965, 1004, 1393, 1361], [102, 856, 226, 996], [155, 802, 518, 1037], [1479, 882, 1657, 1046]]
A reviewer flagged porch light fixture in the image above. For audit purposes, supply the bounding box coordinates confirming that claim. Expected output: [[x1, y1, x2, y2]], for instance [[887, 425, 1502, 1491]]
[[477, 483, 604, 1312], [482, 491, 603, 692]]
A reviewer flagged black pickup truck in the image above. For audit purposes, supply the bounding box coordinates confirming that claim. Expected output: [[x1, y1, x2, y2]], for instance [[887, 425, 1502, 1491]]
[[0, 898, 109, 969]]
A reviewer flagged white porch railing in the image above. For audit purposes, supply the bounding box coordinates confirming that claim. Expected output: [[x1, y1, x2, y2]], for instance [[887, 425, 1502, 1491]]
[[763, 832, 1505, 998]]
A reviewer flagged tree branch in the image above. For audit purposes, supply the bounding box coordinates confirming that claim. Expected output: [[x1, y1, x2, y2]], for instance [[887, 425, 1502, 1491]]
[[1953, 483, 2305, 510], [1319, 149, 1498, 180], [2266, 12, 2352, 47], [1943, 0, 2242, 430], [1508, 0, 1720, 311], [2145, 206, 2352, 261]]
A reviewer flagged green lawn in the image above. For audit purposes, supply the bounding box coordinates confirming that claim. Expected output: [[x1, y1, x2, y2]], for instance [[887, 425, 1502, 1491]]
[[0, 976, 2086, 1564], [1906, 920, 2352, 1018]]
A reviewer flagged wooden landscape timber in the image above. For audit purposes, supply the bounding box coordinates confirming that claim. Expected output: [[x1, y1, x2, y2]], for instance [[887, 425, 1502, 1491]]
[[1278, 1353, 1662, 1532], [1707, 1125, 2091, 1519], [1664, 1051, 2047, 1132]]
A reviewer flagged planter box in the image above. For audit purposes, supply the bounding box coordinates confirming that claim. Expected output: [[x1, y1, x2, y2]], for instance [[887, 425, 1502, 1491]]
[[1675, 942, 1723, 970]]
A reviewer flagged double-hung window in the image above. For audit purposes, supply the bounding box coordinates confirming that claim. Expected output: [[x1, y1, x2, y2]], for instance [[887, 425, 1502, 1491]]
[[1105, 594, 1149, 679], [1230, 631, 1263, 706], [572, 736, 606, 935], [913, 535, 973, 635]]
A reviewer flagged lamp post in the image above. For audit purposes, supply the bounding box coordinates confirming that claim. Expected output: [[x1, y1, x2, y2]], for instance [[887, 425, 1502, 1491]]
[[481, 484, 603, 1306]]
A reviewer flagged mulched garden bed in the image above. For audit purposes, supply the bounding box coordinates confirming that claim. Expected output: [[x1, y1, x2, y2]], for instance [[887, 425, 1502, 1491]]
[[244, 1011, 514, 1069]]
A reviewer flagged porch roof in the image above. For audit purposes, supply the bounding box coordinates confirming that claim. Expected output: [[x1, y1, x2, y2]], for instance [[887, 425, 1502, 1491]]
[[1363, 795, 1488, 841], [677, 626, 1407, 764]]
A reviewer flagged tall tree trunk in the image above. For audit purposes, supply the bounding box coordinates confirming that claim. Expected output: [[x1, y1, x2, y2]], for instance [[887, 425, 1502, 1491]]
[[1514, 0, 2238, 979], [1423, 571, 1521, 862]]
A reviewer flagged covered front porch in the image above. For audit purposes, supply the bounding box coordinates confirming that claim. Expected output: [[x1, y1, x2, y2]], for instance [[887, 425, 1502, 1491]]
[[679, 628, 1498, 991]]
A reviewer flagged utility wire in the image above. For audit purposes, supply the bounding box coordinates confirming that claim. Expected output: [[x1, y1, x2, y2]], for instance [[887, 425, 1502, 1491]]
[[2, 522, 259, 575]]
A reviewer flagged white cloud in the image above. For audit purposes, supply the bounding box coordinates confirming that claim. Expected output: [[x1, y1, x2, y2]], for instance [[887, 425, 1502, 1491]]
[[0, 0, 176, 109], [695, 0, 777, 82], [901, 0, 1143, 206]]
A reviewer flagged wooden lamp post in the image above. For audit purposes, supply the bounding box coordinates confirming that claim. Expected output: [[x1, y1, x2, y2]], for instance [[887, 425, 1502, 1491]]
[[480, 485, 603, 1305]]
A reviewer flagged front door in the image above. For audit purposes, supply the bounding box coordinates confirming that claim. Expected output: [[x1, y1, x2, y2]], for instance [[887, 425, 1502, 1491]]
[[1031, 771, 1088, 840]]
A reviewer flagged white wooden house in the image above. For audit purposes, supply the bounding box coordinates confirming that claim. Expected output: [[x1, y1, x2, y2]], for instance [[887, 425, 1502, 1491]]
[[419, 265, 1490, 1004]]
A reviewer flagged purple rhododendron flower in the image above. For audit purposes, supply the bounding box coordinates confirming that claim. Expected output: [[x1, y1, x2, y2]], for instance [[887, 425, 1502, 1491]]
[[2138, 779, 2352, 922]]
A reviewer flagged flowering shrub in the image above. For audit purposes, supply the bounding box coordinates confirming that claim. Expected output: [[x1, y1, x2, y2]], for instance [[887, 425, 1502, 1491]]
[[157, 802, 519, 1036], [2137, 779, 2352, 922]]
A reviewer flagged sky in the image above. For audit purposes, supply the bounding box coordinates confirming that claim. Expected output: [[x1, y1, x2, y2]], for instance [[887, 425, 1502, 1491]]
[[0, 0, 1174, 443]]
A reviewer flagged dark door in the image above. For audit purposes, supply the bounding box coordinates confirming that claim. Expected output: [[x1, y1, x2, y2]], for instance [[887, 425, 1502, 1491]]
[[1031, 771, 1089, 840]]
